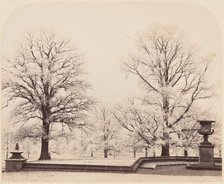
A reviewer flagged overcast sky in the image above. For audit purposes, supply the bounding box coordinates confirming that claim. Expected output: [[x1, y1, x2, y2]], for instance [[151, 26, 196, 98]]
[[1, 2, 222, 122]]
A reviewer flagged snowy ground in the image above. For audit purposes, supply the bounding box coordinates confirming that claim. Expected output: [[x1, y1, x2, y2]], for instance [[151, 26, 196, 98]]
[[2, 170, 222, 182], [28, 157, 137, 166]]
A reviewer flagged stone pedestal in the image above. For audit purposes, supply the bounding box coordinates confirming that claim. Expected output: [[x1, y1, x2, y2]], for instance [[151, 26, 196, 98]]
[[199, 143, 214, 166], [186, 143, 221, 170], [5, 159, 27, 172]]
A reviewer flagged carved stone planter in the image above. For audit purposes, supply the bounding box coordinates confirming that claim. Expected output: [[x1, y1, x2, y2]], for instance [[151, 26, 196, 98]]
[[186, 120, 222, 170], [5, 143, 27, 172]]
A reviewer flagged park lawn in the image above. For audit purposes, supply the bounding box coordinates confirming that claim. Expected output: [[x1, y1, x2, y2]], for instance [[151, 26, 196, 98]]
[[28, 156, 138, 166]]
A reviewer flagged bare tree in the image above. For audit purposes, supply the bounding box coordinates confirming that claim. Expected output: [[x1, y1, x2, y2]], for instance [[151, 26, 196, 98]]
[[92, 107, 120, 158], [2, 32, 94, 160], [113, 98, 159, 150], [2, 128, 13, 159], [123, 132, 148, 158], [123, 25, 213, 156], [177, 120, 201, 156]]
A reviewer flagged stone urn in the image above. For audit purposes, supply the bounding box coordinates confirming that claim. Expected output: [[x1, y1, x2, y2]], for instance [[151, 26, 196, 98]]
[[9, 143, 25, 159], [5, 143, 27, 172], [198, 120, 214, 141], [198, 120, 215, 166], [186, 120, 221, 170]]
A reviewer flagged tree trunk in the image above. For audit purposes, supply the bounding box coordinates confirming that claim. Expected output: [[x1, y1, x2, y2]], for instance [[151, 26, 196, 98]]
[[153, 146, 156, 157], [161, 131, 170, 156], [39, 119, 51, 160], [161, 144, 170, 156], [104, 149, 108, 158], [153, 151, 155, 157], [161, 94, 170, 157], [184, 149, 188, 157], [145, 147, 148, 157], [27, 141, 30, 159], [133, 147, 136, 158], [6, 135, 9, 159], [39, 138, 51, 160]]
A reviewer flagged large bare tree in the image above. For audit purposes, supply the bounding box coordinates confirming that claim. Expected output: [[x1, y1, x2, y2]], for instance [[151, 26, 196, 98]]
[[123, 25, 213, 156], [2, 33, 94, 160]]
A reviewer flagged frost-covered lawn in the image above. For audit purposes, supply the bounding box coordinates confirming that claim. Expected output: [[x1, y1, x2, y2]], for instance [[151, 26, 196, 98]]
[[2, 170, 222, 182], [28, 156, 137, 166]]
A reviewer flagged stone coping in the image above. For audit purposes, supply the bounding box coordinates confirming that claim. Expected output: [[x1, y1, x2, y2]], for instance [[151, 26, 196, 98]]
[[21, 156, 222, 173], [186, 164, 222, 170], [5, 159, 27, 161]]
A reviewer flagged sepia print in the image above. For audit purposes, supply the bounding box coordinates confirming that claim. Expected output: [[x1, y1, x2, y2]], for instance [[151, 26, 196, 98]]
[[1, 0, 223, 182]]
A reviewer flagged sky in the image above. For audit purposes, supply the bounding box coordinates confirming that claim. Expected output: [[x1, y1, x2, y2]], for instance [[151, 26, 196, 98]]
[[1, 1, 222, 123]]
